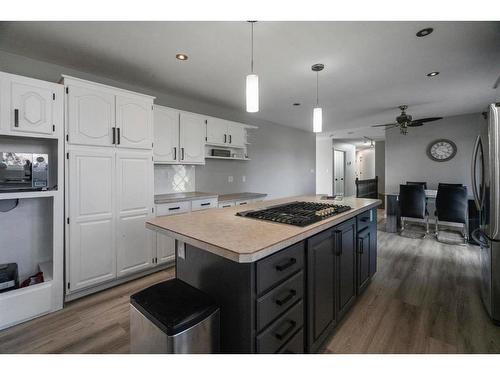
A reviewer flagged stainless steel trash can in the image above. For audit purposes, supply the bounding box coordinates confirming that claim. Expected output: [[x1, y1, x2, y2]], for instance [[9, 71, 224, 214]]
[[130, 279, 220, 353]]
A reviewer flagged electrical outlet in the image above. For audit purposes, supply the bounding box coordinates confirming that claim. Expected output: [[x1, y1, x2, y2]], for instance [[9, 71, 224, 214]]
[[242, 175, 246, 182], [177, 242, 185, 259], [228, 176, 234, 183]]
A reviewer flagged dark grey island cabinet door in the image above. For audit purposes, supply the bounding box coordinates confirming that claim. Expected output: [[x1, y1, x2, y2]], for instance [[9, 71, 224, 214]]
[[306, 229, 337, 353], [357, 227, 372, 294], [335, 218, 357, 320]]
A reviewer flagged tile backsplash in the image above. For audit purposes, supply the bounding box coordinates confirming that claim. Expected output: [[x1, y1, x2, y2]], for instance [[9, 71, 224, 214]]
[[154, 165, 196, 195]]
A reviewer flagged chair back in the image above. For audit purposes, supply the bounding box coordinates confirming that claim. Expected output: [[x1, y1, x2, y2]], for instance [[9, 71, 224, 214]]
[[406, 181, 427, 190], [399, 184, 426, 219], [435, 185, 468, 224], [438, 183, 463, 188]]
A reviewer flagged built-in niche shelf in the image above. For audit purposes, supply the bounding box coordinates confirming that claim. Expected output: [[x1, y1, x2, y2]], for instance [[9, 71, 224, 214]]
[[205, 142, 247, 150], [0, 190, 58, 200], [205, 156, 251, 161]]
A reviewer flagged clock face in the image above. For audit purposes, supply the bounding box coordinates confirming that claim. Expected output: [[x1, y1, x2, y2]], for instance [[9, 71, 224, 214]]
[[427, 139, 457, 162]]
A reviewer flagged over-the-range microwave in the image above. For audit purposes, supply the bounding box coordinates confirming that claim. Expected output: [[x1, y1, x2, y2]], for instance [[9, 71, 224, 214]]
[[0, 152, 49, 192]]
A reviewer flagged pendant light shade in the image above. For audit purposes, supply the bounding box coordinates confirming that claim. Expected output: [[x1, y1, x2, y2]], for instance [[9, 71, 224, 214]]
[[311, 63, 324, 133], [313, 107, 322, 133], [246, 73, 259, 113], [246, 21, 259, 113]]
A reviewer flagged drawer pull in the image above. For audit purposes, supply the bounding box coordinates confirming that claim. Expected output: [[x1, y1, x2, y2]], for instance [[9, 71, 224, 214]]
[[357, 238, 364, 254], [239, 202, 248, 205], [168, 207, 181, 211], [360, 217, 370, 222], [274, 320, 297, 340], [275, 258, 297, 272], [201, 202, 211, 206], [275, 289, 296, 306], [222, 205, 231, 208]]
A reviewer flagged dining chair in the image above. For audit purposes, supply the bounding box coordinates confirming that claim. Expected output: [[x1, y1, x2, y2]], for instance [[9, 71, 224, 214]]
[[438, 183, 463, 188], [435, 185, 468, 244], [406, 181, 428, 190], [399, 184, 429, 238]]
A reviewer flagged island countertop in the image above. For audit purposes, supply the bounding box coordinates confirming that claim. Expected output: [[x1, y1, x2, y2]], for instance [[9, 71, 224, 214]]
[[146, 195, 381, 263]]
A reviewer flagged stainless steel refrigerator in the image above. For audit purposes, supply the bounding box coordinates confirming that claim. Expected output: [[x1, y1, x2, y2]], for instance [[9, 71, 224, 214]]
[[472, 102, 500, 324]]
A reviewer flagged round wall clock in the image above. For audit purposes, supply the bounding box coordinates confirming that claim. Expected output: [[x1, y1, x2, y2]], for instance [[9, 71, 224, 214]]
[[427, 139, 457, 162]]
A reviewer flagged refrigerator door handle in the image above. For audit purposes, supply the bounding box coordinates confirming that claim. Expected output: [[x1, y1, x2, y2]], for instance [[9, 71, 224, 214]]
[[472, 135, 483, 210]]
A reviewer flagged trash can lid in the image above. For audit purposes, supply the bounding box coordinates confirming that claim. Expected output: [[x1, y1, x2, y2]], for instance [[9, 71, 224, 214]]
[[130, 279, 219, 336]]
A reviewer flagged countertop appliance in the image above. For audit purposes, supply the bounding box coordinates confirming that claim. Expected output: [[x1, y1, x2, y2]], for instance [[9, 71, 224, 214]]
[[236, 201, 351, 227], [0, 263, 19, 294], [472, 102, 500, 324], [0, 152, 49, 192]]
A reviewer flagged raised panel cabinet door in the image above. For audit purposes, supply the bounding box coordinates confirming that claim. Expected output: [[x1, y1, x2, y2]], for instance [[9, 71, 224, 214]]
[[335, 219, 357, 320], [68, 148, 116, 292], [116, 150, 154, 276], [369, 212, 378, 277], [206, 117, 228, 145], [227, 122, 246, 147], [357, 228, 371, 294], [153, 106, 179, 163], [179, 112, 206, 164], [116, 95, 153, 150], [156, 233, 176, 264], [10, 80, 54, 134], [306, 229, 336, 353], [67, 84, 115, 146]]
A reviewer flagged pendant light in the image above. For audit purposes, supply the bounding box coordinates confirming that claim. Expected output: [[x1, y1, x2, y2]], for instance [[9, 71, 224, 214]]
[[246, 21, 259, 113], [311, 63, 324, 133]]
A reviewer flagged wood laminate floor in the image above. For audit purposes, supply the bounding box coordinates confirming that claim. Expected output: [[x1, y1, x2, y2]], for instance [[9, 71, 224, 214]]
[[1, 221, 499, 353]]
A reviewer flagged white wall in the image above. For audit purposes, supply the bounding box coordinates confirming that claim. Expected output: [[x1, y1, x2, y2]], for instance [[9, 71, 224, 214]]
[[332, 141, 356, 197], [375, 141, 385, 194], [385, 112, 486, 193], [315, 137, 333, 195]]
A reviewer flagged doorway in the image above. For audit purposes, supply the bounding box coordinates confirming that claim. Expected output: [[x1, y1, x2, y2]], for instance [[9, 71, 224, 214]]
[[333, 149, 345, 196]]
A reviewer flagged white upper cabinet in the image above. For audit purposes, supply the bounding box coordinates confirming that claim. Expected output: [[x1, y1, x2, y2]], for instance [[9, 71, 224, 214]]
[[179, 112, 206, 164], [153, 105, 179, 163], [116, 95, 153, 149], [66, 84, 115, 147], [206, 117, 228, 145], [63, 76, 154, 149], [227, 122, 246, 148], [0, 71, 63, 138]]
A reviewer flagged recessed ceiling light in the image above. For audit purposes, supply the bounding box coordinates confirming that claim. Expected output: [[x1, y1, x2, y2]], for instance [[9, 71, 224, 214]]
[[416, 28, 434, 37], [293, 103, 301, 106], [176, 53, 188, 61], [427, 71, 440, 77]]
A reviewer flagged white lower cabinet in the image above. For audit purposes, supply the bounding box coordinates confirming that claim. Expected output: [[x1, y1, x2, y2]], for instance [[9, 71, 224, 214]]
[[66, 147, 154, 295]]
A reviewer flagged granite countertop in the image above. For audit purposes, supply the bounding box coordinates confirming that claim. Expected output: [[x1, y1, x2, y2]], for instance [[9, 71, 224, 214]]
[[147, 195, 381, 263], [218, 192, 267, 203], [154, 192, 218, 204], [154, 191, 267, 204]]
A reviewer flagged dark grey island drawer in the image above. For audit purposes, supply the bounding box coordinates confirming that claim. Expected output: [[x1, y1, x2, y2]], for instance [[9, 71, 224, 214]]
[[278, 328, 304, 354], [256, 242, 304, 295], [256, 300, 303, 354], [357, 209, 374, 231], [256, 271, 304, 331]]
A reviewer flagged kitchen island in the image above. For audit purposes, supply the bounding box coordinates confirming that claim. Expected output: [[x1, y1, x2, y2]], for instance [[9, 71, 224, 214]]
[[146, 195, 381, 353]]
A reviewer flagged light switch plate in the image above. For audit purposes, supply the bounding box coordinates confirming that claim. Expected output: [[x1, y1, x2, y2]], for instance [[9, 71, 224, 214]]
[[228, 176, 234, 183]]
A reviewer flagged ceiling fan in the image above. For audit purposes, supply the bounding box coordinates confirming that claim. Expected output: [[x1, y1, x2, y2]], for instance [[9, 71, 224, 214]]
[[371, 105, 443, 135]]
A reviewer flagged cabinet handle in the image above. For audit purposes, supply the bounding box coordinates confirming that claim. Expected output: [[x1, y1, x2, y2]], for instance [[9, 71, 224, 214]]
[[181, 148, 185, 160], [275, 289, 297, 306], [335, 230, 343, 256], [14, 109, 19, 127], [224, 134, 227, 143], [229, 134, 232, 143], [112, 127, 116, 144], [239, 202, 247, 205], [117, 128, 121, 145], [168, 207, 180, 211], [173, 147, 177, 160], [201, 202, 211, 206], [275, 257, 297, 272], [274, 320, 297, 340], [357, 238, 364, 254]]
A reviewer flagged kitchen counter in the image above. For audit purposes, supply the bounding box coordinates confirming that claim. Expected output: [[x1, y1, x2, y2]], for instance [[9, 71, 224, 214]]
[[154, 191, 218, 204], [146, 195, 381, 263], [218, 192, 267, 203]]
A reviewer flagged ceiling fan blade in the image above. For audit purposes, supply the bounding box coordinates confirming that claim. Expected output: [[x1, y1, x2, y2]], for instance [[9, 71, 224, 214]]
[[371, 123, 397, 128], [411, 117, 443, 123]]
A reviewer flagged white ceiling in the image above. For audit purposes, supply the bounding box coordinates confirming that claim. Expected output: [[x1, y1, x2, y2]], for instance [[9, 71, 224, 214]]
[[0, 21, 498, 133]]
